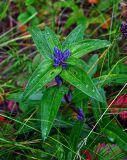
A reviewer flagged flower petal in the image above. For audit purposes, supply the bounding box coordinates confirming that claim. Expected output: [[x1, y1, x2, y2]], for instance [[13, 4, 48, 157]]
[[62, 91, 72, 103], [53, 58, 60, 67], [54, 47, 63, 59], [77, 108, 84, 120], [55, 75, 63, 86], [63, 49, 71, 60]]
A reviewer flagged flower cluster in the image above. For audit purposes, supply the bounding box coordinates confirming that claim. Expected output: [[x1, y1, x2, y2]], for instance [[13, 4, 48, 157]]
[[120, 22, 127, 38], [52, 47, 71, 69]]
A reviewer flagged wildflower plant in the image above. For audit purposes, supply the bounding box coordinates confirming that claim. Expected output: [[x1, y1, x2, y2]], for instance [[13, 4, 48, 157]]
[[22, 25, 110, 142]]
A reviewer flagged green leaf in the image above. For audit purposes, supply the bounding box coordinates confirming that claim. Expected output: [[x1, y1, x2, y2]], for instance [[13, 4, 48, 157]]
[[29, 27, 51, 59], [61, 66, 103, 102], [25, 0, 35, 6], [103, 123, 127, 152], [70, 39, 110, 58], [54, 1, 78, 11], [67, 121, 84, 159], [67, 57, 88, 69], [45, 27, 62, 50], [31, 17, 40, 25], [29, 27, 61, 59], [65, 9, 86, 29], [69, 121, 84, 151], [111, 62, 127, 75], [22, 60, 62, 100], [67, 56, 98, 77], [91, 88, 109, 122], [62, 24, 85, 49], [18, 12, 29, 23], [41, 86, 68, 140], [32, 54, 44, 70], [27, 6, 37, 15], [86, 54, 98, 77], [97, 144, 126, 160], [18, 6, 37, 23], [94, 74, 127, 86], [72, 89, 89, 103]]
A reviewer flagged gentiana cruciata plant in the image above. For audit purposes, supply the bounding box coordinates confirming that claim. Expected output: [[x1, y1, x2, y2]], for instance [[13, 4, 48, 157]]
[[22, 25, 110, 143]]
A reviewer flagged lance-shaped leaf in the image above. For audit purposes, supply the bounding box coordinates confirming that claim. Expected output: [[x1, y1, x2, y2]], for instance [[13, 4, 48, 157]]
[[69, 121, 84, 150], [86, 54, 99, 77], [44, 27, 62, 50], [41, 86, 68, 140], [94, 74, 127, 86], [67, 56, 98, 77], [69, 39, 110, 58], [67, 121, 84, 159], [22, 60, 62, 100], [72, 89, 88, 103], [29, 27, 61, 59], [62, 24, 85, 49], [67, 57, 88, 69], [61, 66, 103, 102], [103, 123, 127, 152]]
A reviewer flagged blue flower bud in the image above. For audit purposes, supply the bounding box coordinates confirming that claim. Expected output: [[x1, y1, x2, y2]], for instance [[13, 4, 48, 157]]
[[77, 108, 84, 121], [55, 75, 63, 86], [62, 91, 72, 103]]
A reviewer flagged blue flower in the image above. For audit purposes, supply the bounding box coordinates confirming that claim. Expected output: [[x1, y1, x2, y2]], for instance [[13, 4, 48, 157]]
[[52, 47, 71, 69], [120, 22, 127, 38], [62, 91, 72, 103], [77, 108, 84, 121], [55, 75, 63, 86]]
